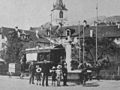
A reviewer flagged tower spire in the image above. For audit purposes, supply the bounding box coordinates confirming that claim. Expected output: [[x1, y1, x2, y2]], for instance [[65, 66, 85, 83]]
[[52, 0, 68, 11]]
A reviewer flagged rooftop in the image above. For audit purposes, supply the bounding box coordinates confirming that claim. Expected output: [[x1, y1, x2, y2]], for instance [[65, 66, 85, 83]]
[[1, 27, 50, 44]]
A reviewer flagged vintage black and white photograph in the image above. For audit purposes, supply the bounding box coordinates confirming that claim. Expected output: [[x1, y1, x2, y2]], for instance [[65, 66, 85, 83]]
[[0, 0, 120, 90]]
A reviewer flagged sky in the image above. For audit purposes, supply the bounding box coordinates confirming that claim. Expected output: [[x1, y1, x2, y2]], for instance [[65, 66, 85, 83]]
[[0, 0, 120, 29]]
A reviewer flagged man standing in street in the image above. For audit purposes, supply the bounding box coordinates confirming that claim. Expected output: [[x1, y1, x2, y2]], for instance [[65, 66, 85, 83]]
[[29, 61, 35, 84], [42, 59, 50, 86], [62, 62, 68, 86], [20, 61, 25, 79]]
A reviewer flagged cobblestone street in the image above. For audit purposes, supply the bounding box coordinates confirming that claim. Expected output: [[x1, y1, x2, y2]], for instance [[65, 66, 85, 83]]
[[0, 76, 120, 90]]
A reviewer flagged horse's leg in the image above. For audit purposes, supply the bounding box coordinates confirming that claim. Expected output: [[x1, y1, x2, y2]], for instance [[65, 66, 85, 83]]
[[96, 69, 100, 80], [80, 73, 84, 84]]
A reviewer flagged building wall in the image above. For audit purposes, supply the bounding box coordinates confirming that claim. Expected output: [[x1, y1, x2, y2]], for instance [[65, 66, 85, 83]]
[[0, 34, 2, 50], [0, 33, 7, 51]]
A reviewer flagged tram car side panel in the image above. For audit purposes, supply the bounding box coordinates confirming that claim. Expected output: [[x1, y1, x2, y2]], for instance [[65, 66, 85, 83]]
[[22, 48, 66, 73], [50, 49, 66, 66]]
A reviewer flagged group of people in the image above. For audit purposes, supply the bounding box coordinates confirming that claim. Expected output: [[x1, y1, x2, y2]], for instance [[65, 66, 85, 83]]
[[28, 59, 68, 86], [51, 62, 68, 86]]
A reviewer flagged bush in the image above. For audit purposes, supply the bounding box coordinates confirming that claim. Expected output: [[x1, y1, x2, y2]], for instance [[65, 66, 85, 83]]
[[114, 75, 120, 80], [71, 60, 79, 70]]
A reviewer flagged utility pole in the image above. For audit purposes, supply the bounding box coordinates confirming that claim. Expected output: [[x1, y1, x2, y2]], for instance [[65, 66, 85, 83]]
[[83, 21, 86, 64], [78, 21, 81, 62], [95, 0, 99, 65], [50, 12, 53, 47]]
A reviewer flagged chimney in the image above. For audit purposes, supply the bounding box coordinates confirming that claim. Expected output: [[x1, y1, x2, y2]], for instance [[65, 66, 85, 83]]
[[83, 20, 87, 27], [15, 26, 18, 31], [116, 22, 120, 29], [15, 26, 20, 37]]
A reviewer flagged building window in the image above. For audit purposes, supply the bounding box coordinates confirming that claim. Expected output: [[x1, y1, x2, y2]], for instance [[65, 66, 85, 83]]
[[66, 29, 71, 36], [0, 30, 1, 34], [2, 34, 4, 39], [90, 30, 93, 37], [59, 10, 63, 18], [2, 43, 4, 48]]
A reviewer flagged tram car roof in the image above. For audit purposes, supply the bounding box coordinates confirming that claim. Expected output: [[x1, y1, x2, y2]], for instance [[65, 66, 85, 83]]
[[34, 61, 53, 64], [27, 61, 53, 66], [22, 46, 65, 54]]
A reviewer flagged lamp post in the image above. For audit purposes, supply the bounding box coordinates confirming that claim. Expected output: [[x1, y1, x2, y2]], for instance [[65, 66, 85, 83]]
[[83, 20, 87, 63]]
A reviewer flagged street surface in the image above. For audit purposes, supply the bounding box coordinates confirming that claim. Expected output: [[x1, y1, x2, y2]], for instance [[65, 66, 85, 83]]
[[0, 76, 120, 90]]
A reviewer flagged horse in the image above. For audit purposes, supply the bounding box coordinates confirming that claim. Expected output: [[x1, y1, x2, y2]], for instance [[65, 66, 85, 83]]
[[78, 56, 110, 84], [78, 62, 93, 85], [89, 56, 110, 80]]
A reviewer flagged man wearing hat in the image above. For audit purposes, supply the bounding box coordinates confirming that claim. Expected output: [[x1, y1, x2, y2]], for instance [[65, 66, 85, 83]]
[[29, 61, 35, 84], [42, 59, 50, 86], [62, 62, 68, 86]]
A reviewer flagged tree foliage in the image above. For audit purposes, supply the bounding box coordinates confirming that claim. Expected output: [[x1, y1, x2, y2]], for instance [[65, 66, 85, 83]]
[[71, 37, 119, 66], [84, 37, 119, 63], [5, 30, 25, 63]]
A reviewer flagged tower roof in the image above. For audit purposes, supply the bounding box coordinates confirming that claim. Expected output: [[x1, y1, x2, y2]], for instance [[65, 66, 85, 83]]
[[52, 0, 68, 11]]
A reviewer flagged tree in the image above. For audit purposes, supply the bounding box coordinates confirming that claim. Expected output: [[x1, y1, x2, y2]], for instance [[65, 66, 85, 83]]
[[5, 30, 25, 63], [85, 37, 119, 64]]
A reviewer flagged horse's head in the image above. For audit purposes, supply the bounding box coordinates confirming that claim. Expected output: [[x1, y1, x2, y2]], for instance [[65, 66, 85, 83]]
[[97, 56, 110, 69], [78, 63, 82, 69]]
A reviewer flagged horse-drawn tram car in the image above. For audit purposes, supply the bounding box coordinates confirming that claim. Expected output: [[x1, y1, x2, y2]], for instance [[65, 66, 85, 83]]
[[21, 46, 66, 72]]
